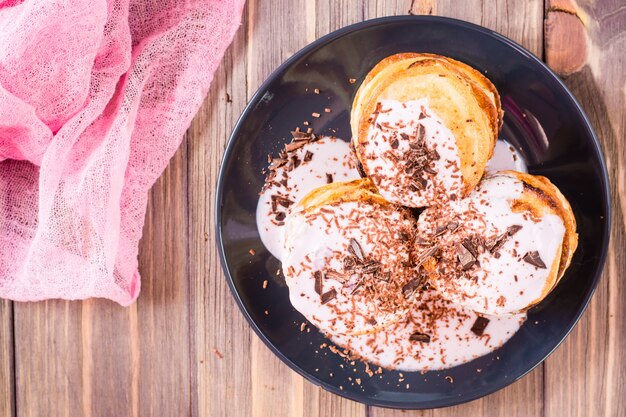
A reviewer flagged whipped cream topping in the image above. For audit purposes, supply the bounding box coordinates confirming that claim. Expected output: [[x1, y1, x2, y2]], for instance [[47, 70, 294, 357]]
[[283, 199, 419, 336], [256, 133, 531, 372], [486, 140, 527, 172], [358, 99, 463, 207], [331, 289, 525, 371], [417, 173, 566, 315], [256, 136, 360, 260]]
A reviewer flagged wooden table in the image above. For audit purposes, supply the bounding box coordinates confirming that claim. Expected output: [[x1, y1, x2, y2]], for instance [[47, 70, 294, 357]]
[[1, 1, 624, 416]]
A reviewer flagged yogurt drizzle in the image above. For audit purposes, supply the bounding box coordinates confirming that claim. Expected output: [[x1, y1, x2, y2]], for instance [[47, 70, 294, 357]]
[[256, 135, 528, 371]]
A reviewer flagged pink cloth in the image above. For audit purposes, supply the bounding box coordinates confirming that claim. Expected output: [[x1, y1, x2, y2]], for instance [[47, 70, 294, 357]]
[[0, 0, 244, 305]]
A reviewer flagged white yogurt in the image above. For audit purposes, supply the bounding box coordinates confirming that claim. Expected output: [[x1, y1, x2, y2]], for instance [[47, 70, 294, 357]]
[[418, 173, 566, 315], [358, 99, 463, 207], [486, 140, 527, 172], [256, 137, 360, 260], [283, 199, 418, 336], [331, 289, 525, 371], [255, 135, 527, 372]]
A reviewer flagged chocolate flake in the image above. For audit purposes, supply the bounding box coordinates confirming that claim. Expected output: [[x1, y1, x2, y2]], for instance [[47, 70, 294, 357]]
[[434, 225, 447, 237], [447, 221, 460, 232], [325, 270, 348, 283], [348, 238, 365, 261], [390, 138, 399, 149], [275, 212, 286, 221], [416, 245, 439, 266], [326, 173, 333, 184], [321, 288, 337, 304], [303, 150, 314, 162], [507, 225, 523, 235], [291, 130, 310, 141], [415, 123, 426, 142], [470, 316, 490, 336], [402, 277, 423, 297], [409, 332, 431, 343], [314, 271, 323, 295], [456, 242, 476, 270], [285, 141, 306, 152], [522, 251, 546, 269]]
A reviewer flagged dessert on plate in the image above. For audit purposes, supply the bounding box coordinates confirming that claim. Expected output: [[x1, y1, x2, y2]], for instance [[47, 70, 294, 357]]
[[255, 52, 578, 372], [350, 53, 501, 207], [282, 179, 420, 336], [417, 171, 578, 315]]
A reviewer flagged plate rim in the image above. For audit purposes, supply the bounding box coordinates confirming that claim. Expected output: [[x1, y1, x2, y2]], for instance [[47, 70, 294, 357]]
[[215, 14, 611, 409]]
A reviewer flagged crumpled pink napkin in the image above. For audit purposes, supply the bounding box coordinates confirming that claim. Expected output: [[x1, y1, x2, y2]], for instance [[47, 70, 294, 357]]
[[0, 0, 244, 305]]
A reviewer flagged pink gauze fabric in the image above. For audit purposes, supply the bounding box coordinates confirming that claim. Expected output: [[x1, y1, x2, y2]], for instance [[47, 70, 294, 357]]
[[0, 0, 245, 305]]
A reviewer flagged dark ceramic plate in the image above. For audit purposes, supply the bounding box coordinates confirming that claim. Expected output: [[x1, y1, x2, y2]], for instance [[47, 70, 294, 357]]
[[216, 16, 610, 409]]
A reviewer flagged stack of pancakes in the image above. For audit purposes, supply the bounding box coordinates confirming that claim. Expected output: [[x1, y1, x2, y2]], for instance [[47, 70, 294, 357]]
[[283, 52, 578, 331]]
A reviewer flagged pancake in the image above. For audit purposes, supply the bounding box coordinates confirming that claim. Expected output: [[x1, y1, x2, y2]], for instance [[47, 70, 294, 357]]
[[351, 53, 503, 141], [416, 171, 578, 315], [351, 54, 500, 207], [282, 179, 422, 336]]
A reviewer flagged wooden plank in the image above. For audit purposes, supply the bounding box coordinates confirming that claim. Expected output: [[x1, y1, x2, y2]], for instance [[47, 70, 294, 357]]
[[0, 300, 14, 417], [13, 144, 190, 417], [187, 2, 252, 417], [544, 2, 626, 416]]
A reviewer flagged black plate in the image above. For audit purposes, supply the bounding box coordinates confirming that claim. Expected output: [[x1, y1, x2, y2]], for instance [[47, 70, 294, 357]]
[[215, 16, 610, 409]]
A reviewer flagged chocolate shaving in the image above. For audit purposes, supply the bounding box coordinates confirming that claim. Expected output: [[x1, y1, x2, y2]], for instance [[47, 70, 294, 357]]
[[447, 221, 460, 232], [423, 165, 437, 175], [416, 245, 439, 266], [321, 288, 337, 304], [402, 277, 423, 297], [461, 239, 478, 258], [418, 112, 426, 120], [456, 242, 476, 270], [398, 231, 410, 241], [507, 225, 523, 236], [325, 270, 348, 283], [348, 238, 365, 261], [400, 132, 409, 141], [285, 141, 306, 152], [314, 271, 323, 295], [358, 261, 381, 274], [434, 225, 447, 237], [366, 318, 377, 325], [326, 173, 333, 184], [303, 150, 314, 162], [272, 194, 293, 208], [415, 123, 426, 142], [275, 212, 286, 221], [471, 316, 490, 336], [350, 276, 366, 295], [409, 332, 431, 343], [522, 251, 546, 269], [343, 256, 357, 271], [269, 158, 288, 170], [390, 138, 399, 149], [290, 130, 310, 141]]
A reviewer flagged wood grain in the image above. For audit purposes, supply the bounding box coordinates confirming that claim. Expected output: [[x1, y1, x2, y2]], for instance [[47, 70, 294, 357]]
[[3, 1, 625, 417], [0, 300, 14, 417], [543, 2, 626, 416]]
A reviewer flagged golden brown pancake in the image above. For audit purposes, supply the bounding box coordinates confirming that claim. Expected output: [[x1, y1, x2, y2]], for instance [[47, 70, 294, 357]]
[[282, 179, 422, 335], [350, 54, 501, 207], [416, 171, 578, 315]]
